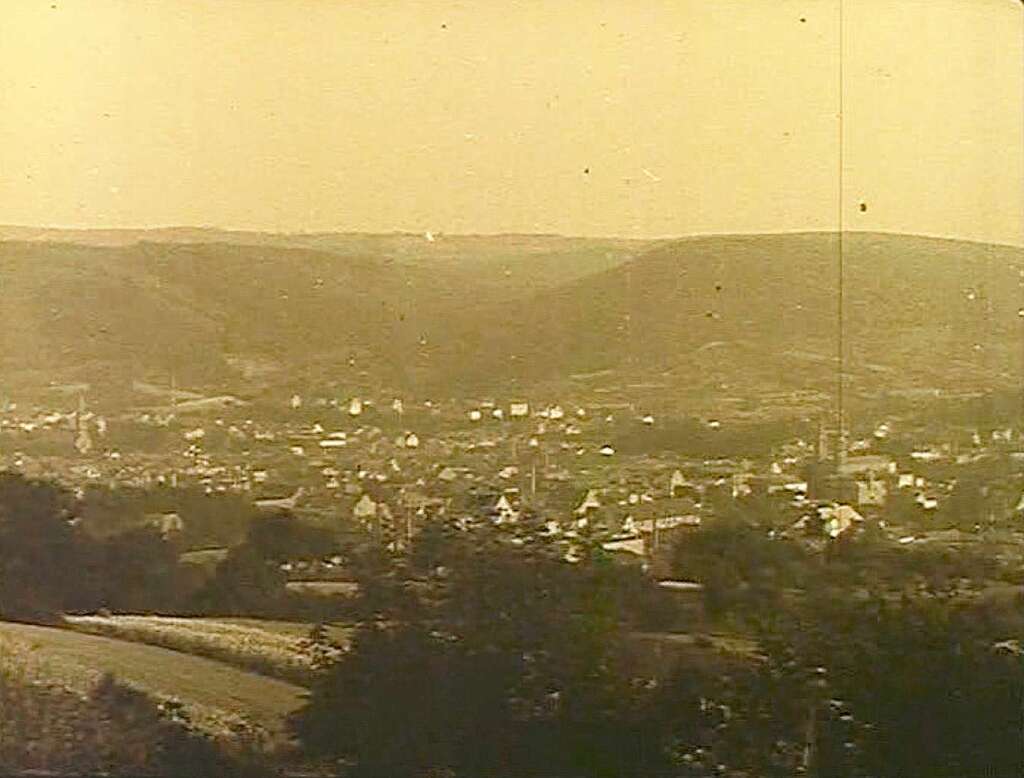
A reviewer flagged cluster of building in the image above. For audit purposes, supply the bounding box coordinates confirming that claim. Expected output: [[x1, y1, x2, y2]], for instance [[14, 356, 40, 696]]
[[4, 389, 1024, 569]]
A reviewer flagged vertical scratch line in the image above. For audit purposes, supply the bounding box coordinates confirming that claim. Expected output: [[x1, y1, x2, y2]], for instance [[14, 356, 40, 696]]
[[1015, 0, 1024, 744], [837, 0, 845, 479]]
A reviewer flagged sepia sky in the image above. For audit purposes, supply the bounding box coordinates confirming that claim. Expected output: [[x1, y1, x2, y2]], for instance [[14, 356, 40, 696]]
[[1, 0, 1021, 243]]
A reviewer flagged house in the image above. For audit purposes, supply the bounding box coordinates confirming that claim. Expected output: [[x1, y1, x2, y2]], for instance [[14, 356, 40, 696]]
[[856, 479, 887, 507], [651, 580, 701, 596], [509, 402, 530, 419], [575, 489, 602, 516], [602, 536, 646, 556], [731, 473, 752, 498], [146, 512, 184, 539], [615, 511, 699, 556], [669, 469, 699, 499], [255, 487, 305, 512], [839, 455, 894, 478], [493, 494, 519, 523], [353, 494, 378, 522], [817, 503, 863, 538], [634, 515, 702, 533]]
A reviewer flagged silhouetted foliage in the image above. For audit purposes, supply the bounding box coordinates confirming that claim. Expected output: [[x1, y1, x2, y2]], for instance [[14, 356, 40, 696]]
[[0, 473, 82, 620], [754, 595, 1024, 778], [246, 512, 337, 562], [293, 521, 688, 777]]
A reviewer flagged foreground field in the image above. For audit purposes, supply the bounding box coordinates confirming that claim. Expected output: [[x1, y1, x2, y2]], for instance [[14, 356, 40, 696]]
[[0, 621, 307, 746], [66, 614, 351, 685], [0, 628, 255, 774]]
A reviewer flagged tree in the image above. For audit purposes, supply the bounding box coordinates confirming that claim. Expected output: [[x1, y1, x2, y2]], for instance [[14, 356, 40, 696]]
[[88, 527, 188, 613], [245, 512, 336, 562], [292, 519, 684, 777], [0, 473, 85, 620], [670, 517, 809, 621], [752, 594, 1024, 778], [190, 543, 288, 616]]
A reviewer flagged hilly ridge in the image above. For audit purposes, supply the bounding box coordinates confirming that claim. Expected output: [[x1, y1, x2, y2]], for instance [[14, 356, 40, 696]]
[[431, 232, 1024, 395], [0, 240, 445, 388], [0, 234, 646, 392], [2, 230, 1022, 400]]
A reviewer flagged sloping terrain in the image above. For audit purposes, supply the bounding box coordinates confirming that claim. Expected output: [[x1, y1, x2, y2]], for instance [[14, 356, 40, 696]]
[[0, 226, 647, 297], [459, 232, 1024, 394], [0, 620, 306, 742], [0, 234, 644, 391], [0, 239, 447, 387], [2, 230, 1021, 398]]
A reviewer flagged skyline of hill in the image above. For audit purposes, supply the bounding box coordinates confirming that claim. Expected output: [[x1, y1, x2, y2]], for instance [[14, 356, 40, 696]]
[[432, 232, 1024, 395], [3, 229, 1022, 404]]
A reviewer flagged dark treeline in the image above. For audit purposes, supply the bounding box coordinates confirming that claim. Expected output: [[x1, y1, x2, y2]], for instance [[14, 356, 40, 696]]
[[0, 472, 351, 622], [1, 471, 1023, 776], [290, 515, 1024, 778]]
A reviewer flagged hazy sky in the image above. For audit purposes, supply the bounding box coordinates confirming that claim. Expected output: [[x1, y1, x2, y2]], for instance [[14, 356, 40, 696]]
[[1, 0, 1021, 243]]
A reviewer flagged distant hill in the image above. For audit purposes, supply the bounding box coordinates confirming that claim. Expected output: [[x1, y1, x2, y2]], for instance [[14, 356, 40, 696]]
[[0, 233, 646, 392], [453, 232, 1024, 396], [2, 230, 1021, 400], [0, 226, 649, 297], [0, 239, 447, 388]]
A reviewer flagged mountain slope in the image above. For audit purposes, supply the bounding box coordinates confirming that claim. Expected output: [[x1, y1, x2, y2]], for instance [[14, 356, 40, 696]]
[[3, 231, 1021, 399], [0, 226, 649, 298], [455, 232, 1024, 394], [0, 240, 438, 387]]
